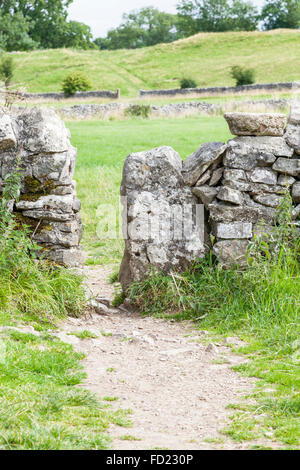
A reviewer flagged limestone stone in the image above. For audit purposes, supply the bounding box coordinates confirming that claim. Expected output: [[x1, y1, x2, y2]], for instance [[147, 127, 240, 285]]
[[213, 240, 249, 266], [233, 136, 293, 158], [33, 219, 82, 248], [0, 113, 17, 152], [192, 185, 218, 206], [285, 123, 300, 155], [213, 222, 252, 239], [224, 112, 286, 137], [292, 182, 300, 203], [223, 168, 247, 181], [222, 179, 251, 192], [253, 194, 283, 208], [288, 107, 300, 125], [16, 194, 74, 213], [208, 202, 276, 225], [292, 204, 300, 220], [195, 169, 211, 186], [182, 142, 227, 186], [278, 175, 296, 186], [42, 247, 86, 267], [119, 147, 206, 291], [217, 186, 243, 205], [224, 140, 276, 170], [17, 107, 70, 154], [248, 168, 277, 185], [209, 167, 224, 186], [272, 158, 300, 177]]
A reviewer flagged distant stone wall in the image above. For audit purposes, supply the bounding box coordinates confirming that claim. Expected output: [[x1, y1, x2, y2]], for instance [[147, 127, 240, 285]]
[[23, 89, 120, 101], [140, 82, 300, 98], [0, 107, 84, 267], [119, 109, 300, 291]]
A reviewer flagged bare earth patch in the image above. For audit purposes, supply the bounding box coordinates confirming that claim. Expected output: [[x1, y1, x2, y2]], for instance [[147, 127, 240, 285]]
[[58, 265, 276, 450]]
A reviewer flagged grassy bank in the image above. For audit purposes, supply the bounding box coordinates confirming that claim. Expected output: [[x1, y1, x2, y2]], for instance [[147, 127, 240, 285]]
[[11, 29, 300, 96]]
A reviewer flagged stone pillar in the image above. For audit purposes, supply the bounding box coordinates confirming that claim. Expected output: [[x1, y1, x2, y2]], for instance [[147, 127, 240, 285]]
[[0, 107, 84, 267]]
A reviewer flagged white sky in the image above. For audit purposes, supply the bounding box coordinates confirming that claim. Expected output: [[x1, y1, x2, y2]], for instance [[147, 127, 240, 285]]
[[68, 0, 266, 38]]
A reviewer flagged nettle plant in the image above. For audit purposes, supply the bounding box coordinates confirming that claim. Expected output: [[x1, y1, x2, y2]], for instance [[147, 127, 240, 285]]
[[0, 157, 39, 271]]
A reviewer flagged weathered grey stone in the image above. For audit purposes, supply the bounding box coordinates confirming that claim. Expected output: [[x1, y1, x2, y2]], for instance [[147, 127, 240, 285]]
[[224, 112, 286, 136], [192, 185, 218, 206], [253, 223, 274, 239], [182, 142, 227, 186], [248, 168, 277, 185], [249, 183, 284, 195], [17, 107, 70, 154], [253, 194, 283, 208], [209, 167, 224, 186], [121, 146, 183, 194], [233, 136, 293, 158], [288, 107, 300, 125], [285, 123, 300, 155], [33, 219, 82, 248], [213, 240, 249, 266], [0, 113, 17, 152], [16, 194, 74, 213], [217, 186, 243, 205], [278, 174, 296, 186], [42, 247, 86, 267], [292, 204, 300, 220], [224, 140, 276, 170], [209, 202, 276, 225], [195, 169, 211, 186], [119, 146, 207, 291], [222, 179, 251, 192], [213, 222, 252, 239], [223, 168, 247, 181], [292, 182, 300, 203], [272, 157, 300, 176], [21, 210, 73, 222]]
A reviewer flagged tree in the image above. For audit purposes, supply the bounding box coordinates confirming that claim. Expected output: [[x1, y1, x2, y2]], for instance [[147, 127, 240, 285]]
[[0, 11, 37, 51], [95, 7, 179, 50], [176, 0, 259, 35], [261, 0, 300, 30], [0, 1, 94, 49]]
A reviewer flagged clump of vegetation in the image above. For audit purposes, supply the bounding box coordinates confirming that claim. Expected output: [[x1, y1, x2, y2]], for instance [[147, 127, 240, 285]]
[[0, 158, 85, 326], [128, 191, 300, 447], [230, 65, 255, 86], [62, 72, 92, 96], [180, 77, 197, 89], [68, 330, 99, 340], [125, 104, 151, 119], [0, 54, 14, 87]]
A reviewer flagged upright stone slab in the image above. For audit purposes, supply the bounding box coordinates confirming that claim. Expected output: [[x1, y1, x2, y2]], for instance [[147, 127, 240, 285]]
[[118, 146, 207, 291]]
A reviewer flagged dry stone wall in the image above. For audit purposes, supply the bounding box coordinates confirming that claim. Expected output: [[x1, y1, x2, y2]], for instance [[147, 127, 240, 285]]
[[0, 107, 84, 267], [119, 109, 300, 290]]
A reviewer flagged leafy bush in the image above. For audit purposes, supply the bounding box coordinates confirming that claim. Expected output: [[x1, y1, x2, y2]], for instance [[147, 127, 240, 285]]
[[180, 77, 197, 89], [230, 65, 255, 86], [62, 72, 92, 96], [0, 55, 14, 87], [125, 104, 151, 119]]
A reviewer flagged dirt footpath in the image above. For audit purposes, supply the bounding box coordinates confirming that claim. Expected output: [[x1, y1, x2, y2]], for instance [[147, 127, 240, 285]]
[[60, 266, 260, 450]]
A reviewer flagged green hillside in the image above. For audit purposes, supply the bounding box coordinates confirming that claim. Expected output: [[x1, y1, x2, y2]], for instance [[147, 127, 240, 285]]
[[11, 29, 300, 97]]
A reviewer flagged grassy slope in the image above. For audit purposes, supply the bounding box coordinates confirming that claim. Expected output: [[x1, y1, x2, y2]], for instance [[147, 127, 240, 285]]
[[11, 29, 300, 97]]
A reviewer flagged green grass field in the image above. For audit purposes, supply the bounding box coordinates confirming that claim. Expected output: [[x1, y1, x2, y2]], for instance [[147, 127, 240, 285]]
[[10, 29, 300, 97]]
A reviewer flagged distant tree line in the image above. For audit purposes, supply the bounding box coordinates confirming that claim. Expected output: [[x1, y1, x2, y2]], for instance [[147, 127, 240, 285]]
[[0, 0, 299, 52], [96, 0, 300, 50]]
